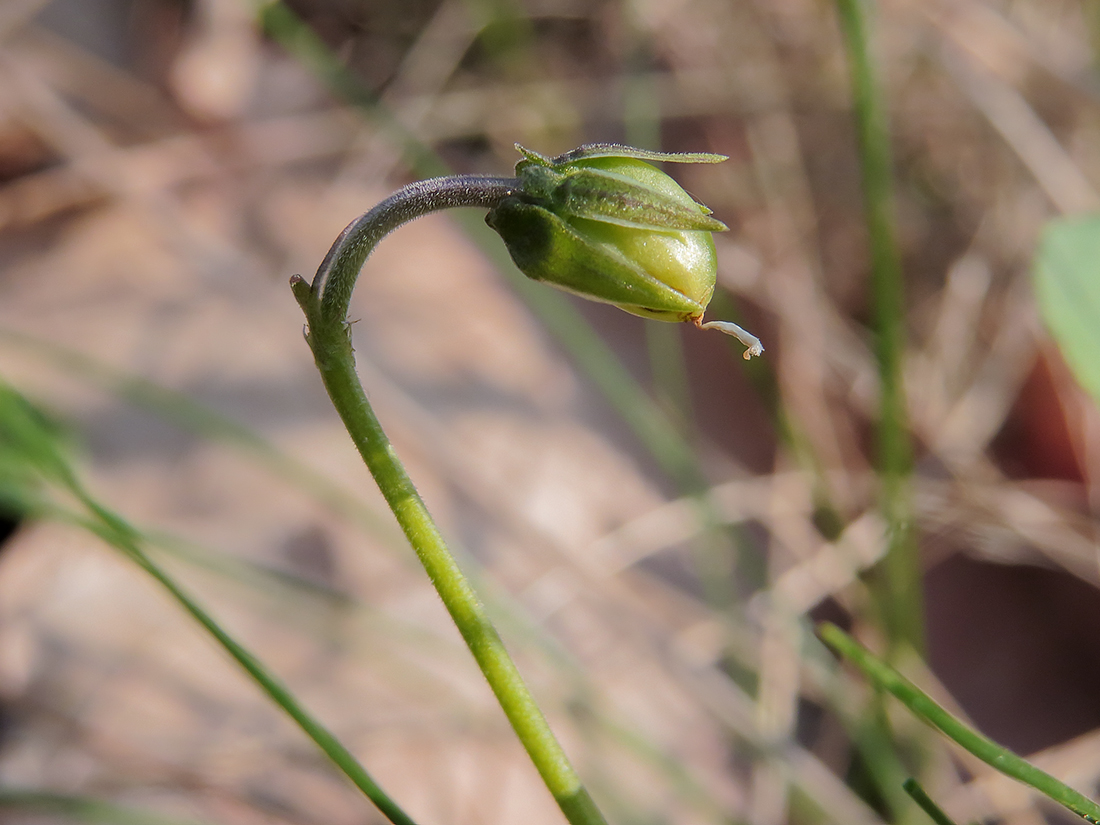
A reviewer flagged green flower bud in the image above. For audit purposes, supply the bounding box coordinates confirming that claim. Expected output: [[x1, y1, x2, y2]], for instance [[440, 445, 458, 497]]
[[486, 143, 763, 358]]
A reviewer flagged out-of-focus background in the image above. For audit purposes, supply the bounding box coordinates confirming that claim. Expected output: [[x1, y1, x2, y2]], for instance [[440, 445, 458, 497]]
[[1, 0, 1100, 824]]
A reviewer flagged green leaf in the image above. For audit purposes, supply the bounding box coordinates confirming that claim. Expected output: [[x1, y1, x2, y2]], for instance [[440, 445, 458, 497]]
[[1033, 214, 1100, 404]]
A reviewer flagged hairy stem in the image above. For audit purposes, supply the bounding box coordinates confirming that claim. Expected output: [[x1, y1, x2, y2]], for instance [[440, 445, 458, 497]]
[[314, 176, 520, 323], [293, 175, 609, 825]]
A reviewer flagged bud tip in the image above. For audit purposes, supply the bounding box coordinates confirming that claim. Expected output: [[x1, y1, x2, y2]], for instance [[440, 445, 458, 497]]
[[699, 320, 764, 359]]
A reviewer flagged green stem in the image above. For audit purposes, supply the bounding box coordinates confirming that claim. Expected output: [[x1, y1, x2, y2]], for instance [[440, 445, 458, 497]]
[[292, 176, 609, 825], [834, 0, 923, 655], [313, 176, 520, 324], [820, 623, 1100, 825]]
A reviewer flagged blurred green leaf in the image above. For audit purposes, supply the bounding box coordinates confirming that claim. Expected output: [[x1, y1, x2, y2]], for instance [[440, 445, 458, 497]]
[[0, 789, 215, 825], [0, 381, 75, 508], [1033, 214, 1100, 405]]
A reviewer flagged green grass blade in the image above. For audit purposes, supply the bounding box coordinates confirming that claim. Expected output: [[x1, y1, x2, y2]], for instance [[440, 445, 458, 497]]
[[0, 789, 216, 825], [820, 623, 1100, 825], [82, 498, 422, 825], [834, 0, 922, 654], [256, 1, 446, 177], [0, 382, 421, 825], [903, 778, 961, 825], [0, 328, 399, 541]]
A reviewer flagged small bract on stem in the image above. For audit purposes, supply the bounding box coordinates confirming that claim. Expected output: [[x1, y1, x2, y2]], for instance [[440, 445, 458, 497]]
[[291, 141, 759, 825]]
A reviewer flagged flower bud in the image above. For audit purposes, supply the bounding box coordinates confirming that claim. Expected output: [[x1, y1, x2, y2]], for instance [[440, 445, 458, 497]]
[[486, 143, 763, 358], [487, 143, 724, 320]]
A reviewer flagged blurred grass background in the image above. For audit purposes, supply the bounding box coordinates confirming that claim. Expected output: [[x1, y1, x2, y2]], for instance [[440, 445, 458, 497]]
[[1, 0, 1100, 824]]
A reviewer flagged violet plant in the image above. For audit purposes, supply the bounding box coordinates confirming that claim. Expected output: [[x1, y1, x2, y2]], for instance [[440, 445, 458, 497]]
[[291, 142, 761, 825]]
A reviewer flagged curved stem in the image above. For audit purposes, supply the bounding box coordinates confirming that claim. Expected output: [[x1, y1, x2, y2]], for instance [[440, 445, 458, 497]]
[[294, 175, 609, 825], [313, 176, 521, 323]]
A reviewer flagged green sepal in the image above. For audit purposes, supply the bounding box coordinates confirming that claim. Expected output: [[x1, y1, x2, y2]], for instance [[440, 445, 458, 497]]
[[550, 167, 728, 232], [516, 142, 728, 166], [514, 145, 728, 232], [486, 198, 705, 321], [515, 144, 554, 169]]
